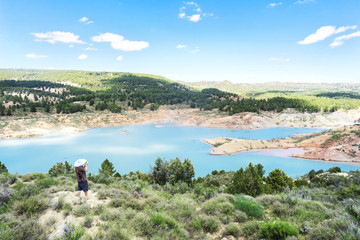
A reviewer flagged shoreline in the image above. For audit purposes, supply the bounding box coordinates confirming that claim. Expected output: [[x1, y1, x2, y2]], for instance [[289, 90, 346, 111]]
[[1, 107, 359, 140]]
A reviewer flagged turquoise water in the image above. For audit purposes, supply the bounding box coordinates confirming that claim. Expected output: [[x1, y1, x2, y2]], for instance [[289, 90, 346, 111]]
[[1, 124, 359, 177]]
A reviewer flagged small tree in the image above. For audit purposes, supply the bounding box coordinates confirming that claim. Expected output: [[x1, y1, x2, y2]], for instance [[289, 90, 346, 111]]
[[227, 163, 265, 197], [99, 159, 116, 176], [266, 169, 294, 193], [48, 161, 74, 177], [151, 157, 169, 185], [0, 161, 8, 173]]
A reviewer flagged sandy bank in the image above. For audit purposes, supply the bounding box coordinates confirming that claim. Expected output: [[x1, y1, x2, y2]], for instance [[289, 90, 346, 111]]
[[204, 125, 360, 164]]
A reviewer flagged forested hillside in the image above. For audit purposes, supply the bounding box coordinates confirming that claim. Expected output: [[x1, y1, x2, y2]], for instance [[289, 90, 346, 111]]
[[0, 69, 358, 117]]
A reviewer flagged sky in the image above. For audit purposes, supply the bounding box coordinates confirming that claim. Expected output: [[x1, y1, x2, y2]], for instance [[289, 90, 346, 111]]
[[0, 0, 359, 83]]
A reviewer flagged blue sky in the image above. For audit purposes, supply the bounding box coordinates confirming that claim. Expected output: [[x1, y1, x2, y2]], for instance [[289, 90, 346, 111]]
[[0, 0, 359, 83]]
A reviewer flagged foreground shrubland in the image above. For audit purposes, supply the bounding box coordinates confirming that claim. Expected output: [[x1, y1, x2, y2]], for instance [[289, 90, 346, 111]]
[[0, 159, 360, 240]]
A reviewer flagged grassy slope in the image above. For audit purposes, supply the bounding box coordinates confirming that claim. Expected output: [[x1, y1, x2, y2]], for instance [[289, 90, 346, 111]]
[[1, 168, 360, 240]]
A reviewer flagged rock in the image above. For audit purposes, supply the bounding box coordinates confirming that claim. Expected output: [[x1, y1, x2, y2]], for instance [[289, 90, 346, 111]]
[[0, 184, 11, 205]]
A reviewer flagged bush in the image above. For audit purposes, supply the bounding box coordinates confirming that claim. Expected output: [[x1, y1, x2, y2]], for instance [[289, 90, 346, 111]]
[[61, 223, 85, 240], [35, 177, 59, 189], [266, 169, 295, 193], [234, 195, 264, 219], [308, 226, 336, 240], [202, 194, 235, 215], [73, 204, 90, 217], [239, 220, 261, 237], [12, 219, 47, 240], [14, 196, 46, 217], [258, 221, 299, 240], [233, 210, 247, 223], [327, 167, 341, 173], [223, 223, 240, 237], [82, 216, 93, 228], [148, 211, 178, 230], [200, 215, 220, 233]]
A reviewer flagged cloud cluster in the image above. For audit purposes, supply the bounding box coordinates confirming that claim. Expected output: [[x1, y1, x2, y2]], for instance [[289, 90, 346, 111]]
[[295, 0, 315, 4], [179, 2, 214, 23], [25, 53, 48, 59], [78, 17, 93, 24], [32, 31, 85, 44], [330, 31, 360, 47], [91, 33, 149, 51], [268, 2, 282, 8], [298, 25, 358, 47]]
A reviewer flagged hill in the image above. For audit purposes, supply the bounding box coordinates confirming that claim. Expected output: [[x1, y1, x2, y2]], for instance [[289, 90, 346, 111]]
[[1, 159, 360, 239]]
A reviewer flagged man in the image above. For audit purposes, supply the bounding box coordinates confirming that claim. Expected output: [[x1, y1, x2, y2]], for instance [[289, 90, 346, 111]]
[[75, 161, 88, 201]]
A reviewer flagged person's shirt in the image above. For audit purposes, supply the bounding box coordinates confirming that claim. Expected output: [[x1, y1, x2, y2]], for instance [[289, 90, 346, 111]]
[[75, 166, 87, 182]]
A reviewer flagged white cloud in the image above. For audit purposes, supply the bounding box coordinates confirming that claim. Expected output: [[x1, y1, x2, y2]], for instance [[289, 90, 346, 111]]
[[295, 0, 315, 4], [268, 57, 290, 62], [268, 2, 282, 7], [116, 55, 123, 61], [330, 30, 360, 47], [334, 25, 357, 34], [79, 17, 93, 24], [186, 2, 199, 7], [78, 54, 88, 60], [69, 44, 75, 48], [79, 17, 89, 23], [297, 25, 357, 45], [189, 14, 201, 22], [83, 47, 98, 51], [179, 2, 213, 22], [176, 44, 187, 49], [191, 47, 200, 54], [32, 31, 86, 44], [91, 33, 149, 51], [25, 53, 48, 59]]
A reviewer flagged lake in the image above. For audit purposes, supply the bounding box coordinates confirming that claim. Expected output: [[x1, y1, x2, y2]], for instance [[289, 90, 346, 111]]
[[1, 124, 359, 177]]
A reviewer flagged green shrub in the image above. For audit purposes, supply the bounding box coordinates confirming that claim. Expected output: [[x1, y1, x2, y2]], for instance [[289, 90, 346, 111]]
[[148, 211, 178, 230], [14, 196, 46, 217], [168, 195, 196, 220], [133, 213, 152, 236], [110, 198, 125, 208], [233, 210, 247, 223], [82, 216, 93, 228], [93, 204, 105, 215], [60, 223, 85, 240], [62, 203, 72, 217], [107, 227, 130, 240], [258, 221, 299, 240], [202, 194, 235, 216], [73, 204, 89, 217], [239, 220, 261, 237], [223, 223, 240, 237], [234, 195, 264, 219], [201, 215, 220, 233], [327, 167, 341, 173], [308, 226, 336, 240], [12, 219, 47, 240], [35, 177, 59, 189]]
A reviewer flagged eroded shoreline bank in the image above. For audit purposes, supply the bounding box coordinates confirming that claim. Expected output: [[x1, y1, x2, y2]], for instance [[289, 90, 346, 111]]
[[1, 107, 359, 140]]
